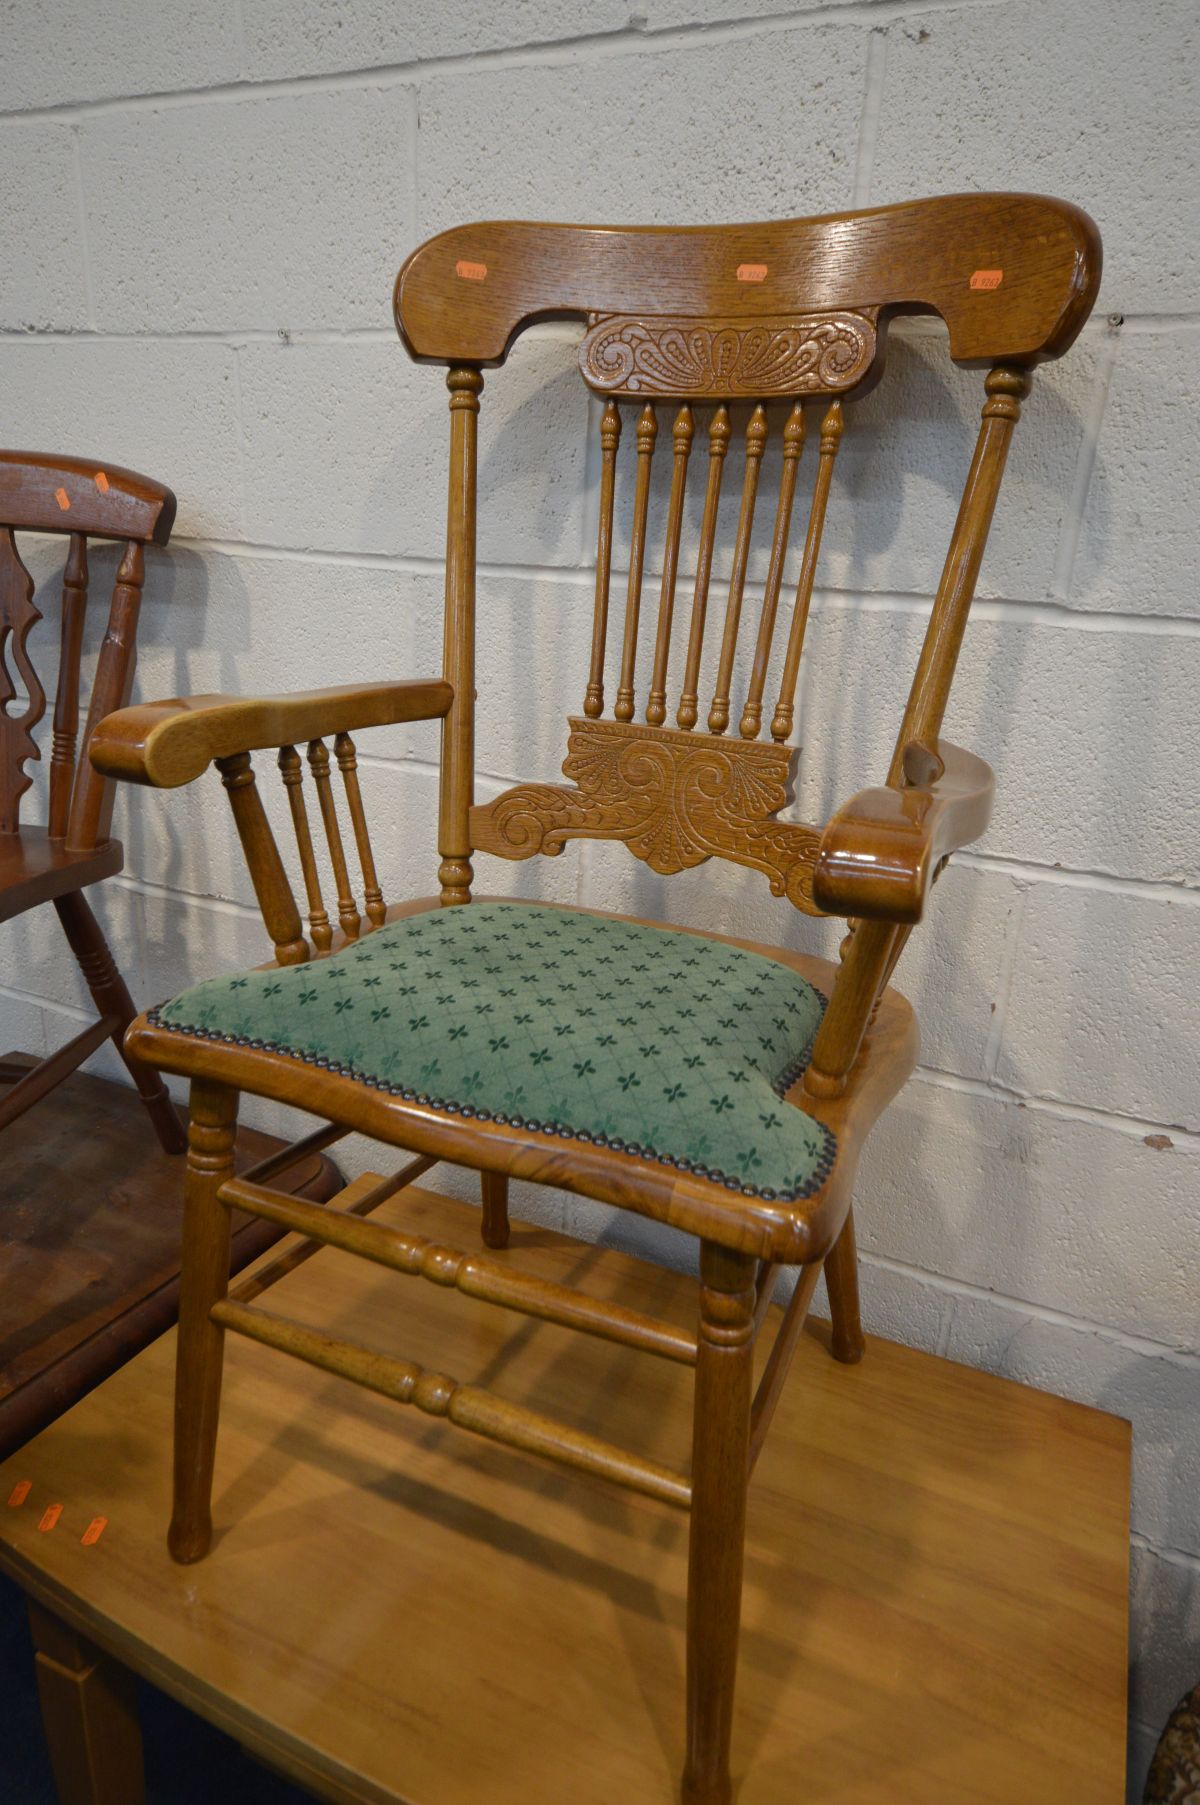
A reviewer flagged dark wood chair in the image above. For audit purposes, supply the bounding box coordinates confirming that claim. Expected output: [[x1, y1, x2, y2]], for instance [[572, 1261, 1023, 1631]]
[[91, 193, 1101, 1804], [0, 453, 184, 1151]]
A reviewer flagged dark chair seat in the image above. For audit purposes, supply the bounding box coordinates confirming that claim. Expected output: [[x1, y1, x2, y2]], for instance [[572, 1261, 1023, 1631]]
[[0, 829, 122, 926]]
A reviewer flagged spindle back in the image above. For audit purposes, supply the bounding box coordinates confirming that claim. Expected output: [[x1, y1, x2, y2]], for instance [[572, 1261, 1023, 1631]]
[[0, 453, 175, 849], [394, 194, 1101, 912]]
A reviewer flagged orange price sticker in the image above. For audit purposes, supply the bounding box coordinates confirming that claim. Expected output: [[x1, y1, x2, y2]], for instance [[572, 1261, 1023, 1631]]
[[54, 486, 71, 511], [969, 269, 1003, 291], [81, 1516, 108, 1547], [7, 1480, 31, 1508], [455, 259, 487, 282], [736, 263, 768, 283], [94, 471, 110, 494], [37, 1503, 63, 1533]]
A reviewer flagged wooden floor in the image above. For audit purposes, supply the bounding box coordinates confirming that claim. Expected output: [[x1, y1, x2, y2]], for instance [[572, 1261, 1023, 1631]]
[[0, 1184, 1130, 1805], [0, 1056, 339, 1460]]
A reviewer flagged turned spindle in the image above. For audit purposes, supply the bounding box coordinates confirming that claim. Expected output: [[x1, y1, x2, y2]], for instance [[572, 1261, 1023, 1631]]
[[741, 401, 805, 740], [48, 532, 88, 840], [646, 404, 694, 727], [677, 406, 730, 732], [771, 400, 843, 743], [708, 405, 767, 735], [584, 401, 622, 718], [615, 404, 658, 724], [335, 731, 386, 929], [278, 744, 333, 953], [307, 738, 361, 942]]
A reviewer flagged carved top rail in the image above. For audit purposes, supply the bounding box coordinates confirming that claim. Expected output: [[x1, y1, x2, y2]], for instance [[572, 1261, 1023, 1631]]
[[396, 193, 1101, 372], [579, 310, 877, 399], [0, 451, 175, 543], [0, 449, 176, 842]]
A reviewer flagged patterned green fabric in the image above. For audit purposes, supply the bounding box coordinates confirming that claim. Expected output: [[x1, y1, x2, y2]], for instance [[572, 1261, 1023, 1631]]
[[153, 902, 835, 1201]]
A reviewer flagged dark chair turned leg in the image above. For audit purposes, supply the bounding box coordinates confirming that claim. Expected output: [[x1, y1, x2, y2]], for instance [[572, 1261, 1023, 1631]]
[[824, 1204, 866, 1365], [54, 889, 186, 1154], [480, 1169, 510, 1248], [169, 1078, 238, 1564], [683, 1242, 756, 1805]]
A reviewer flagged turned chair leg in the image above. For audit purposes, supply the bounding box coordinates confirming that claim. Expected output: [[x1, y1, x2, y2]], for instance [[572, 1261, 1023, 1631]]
[[168, 1079, 239, 1565], [824, 1205, 866, 1365], [480, 1169, 510, 1248], [54, 890, 186, 1155], [683, 1242, 756, 1805]]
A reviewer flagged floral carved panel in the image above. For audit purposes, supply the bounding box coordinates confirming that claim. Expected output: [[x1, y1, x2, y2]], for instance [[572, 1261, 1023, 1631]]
[[470, 719, 824, 913], [579, 311, 878, 399]]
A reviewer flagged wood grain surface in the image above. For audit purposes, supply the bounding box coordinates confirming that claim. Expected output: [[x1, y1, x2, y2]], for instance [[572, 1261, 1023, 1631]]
[[0, 1184, 1129, 1805], [395, 194, 1101, 369], [0, 1060, 339, 1461], [0, 452, 175, 544]]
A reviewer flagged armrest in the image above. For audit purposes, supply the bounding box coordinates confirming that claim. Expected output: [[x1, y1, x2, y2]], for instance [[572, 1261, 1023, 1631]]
[[90, 678, 453, 789], [812, 740, 995, 924]]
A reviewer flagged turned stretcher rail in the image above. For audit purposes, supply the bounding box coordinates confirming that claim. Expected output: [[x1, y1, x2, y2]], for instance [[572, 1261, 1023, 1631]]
[[219, 1175, 700, 1367], [227, 1159, 436, 1307], [234, 1119, 351, 1189], [210, 1299, 693, 1509], [0, 1013, 119, 1132]]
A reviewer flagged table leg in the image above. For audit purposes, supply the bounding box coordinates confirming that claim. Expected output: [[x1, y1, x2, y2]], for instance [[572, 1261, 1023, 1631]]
[[27, 1600, 145, 1805]]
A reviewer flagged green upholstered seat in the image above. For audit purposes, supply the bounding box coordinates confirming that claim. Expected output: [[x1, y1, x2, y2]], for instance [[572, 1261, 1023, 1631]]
[[151, 901, 835, 1202]]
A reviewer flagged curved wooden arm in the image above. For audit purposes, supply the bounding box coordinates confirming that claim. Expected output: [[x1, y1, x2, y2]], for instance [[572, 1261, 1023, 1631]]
[[813, 740, 994, 924], [90, 678, 453, 788]]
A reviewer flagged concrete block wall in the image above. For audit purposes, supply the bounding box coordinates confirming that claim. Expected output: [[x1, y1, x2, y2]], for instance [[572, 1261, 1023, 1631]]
[[2, 4, 1196, 1794]]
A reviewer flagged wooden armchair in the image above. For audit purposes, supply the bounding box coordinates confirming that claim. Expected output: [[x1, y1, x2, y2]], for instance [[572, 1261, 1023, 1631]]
[[0, 453, 183, 1150], [91, 193, 1101, 1804]]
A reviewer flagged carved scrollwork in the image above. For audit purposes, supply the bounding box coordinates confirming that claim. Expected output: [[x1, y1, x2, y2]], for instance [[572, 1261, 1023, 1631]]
[[470, 719, 824, 913], [579, 311, 877, 399], [0, 528, 46, 833]]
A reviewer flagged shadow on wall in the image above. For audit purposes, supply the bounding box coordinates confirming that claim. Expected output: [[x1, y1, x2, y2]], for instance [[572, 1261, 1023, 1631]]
[[363, 325, 591, 576], [106, 540, 229, 990], [1119, 1379, 1200, 1759]]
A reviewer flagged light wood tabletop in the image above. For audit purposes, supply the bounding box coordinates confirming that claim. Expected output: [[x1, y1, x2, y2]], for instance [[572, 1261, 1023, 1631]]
[[0, 1182, 1129, 1805]]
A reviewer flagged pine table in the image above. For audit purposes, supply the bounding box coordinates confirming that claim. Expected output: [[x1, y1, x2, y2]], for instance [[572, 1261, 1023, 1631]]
[[0, 1182, 1129, 1804]]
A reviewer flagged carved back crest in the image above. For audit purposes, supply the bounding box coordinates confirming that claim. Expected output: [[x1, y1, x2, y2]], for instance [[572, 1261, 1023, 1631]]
[[393, 199, 1102, 913]]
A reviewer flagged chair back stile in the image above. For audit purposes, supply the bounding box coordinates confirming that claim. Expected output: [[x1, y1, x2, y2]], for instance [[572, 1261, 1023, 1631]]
[[393, 194, 1101, 1088], [439, 367, 484, 909], [49, 532, 89, 840]]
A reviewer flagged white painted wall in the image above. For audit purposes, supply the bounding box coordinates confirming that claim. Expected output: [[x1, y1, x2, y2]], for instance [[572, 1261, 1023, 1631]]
[[2, 4, 1196, 1794]]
